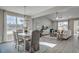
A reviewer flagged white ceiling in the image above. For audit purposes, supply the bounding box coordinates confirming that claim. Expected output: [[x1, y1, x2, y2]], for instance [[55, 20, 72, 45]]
[[0, 6, 79, 20], [45, 6, 79, 21], [0, 6, 54, 17]]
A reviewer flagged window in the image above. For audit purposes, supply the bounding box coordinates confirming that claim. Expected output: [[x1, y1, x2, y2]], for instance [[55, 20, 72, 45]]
[[7, 15, 25, 31], [58, 21, 68, 30], [6, 15, 24, 41], [7, 15, 16, 31], [17, 17, 24, 29], [6, 15, 17, 41]]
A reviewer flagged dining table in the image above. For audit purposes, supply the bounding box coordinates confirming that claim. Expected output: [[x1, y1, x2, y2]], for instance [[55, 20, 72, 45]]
[[18, 32, 32, 52], [76, 32, 79, 39]]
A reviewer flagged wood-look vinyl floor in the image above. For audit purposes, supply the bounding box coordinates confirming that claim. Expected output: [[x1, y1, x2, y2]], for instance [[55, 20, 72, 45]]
[[0, 35, 79, 53]]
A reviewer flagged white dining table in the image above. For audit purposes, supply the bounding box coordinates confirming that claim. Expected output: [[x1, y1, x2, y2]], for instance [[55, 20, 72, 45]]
[[77, 32, 79, 38], [18, 32, 31, 52], [18, 33, 31, 36]]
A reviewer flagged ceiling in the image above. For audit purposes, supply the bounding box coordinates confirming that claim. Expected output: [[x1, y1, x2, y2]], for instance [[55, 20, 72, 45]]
[[0, 6, 54, 17], [45, 6, 79, 21], [0, 6, 79, 20]]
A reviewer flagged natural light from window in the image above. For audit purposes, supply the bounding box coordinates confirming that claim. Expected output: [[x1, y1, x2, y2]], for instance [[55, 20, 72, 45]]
[[58, 21, 68, 31], [40, 42, 56, 48]]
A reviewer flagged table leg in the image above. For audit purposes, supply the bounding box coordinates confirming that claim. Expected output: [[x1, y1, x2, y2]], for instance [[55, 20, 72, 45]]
[[24, 39, 26, 52]]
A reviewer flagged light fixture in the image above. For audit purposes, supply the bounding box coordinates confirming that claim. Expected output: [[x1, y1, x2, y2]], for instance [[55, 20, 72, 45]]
[[23, 6, 27, 27], [55, 12, 63, 20], [23, 6, 26, 33]]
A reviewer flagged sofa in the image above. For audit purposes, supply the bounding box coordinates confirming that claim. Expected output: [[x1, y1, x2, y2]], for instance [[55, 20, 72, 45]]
[[63, 30, 72, 39], [42, 29, 50, 35], [57, 30, 72, 40]]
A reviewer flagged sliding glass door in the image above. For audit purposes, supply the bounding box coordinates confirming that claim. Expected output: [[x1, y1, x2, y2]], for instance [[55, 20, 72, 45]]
[[5, 15, 24, 42], [6, 15, 16, 41]]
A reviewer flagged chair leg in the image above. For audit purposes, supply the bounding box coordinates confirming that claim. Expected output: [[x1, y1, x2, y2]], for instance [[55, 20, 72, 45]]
[[29, 47, 34, 53], [17, 45, 19, 51], [15, 45, 16, 48], [34, 44, 39, 51], [15, 43, 17, 48]]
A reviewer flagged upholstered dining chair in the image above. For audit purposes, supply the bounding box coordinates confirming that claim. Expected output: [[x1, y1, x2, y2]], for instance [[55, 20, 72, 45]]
[[25, 30, 40, 53]]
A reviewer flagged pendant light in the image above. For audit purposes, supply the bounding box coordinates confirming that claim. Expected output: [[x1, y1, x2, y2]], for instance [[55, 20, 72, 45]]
[[55, 12, 63, 20]]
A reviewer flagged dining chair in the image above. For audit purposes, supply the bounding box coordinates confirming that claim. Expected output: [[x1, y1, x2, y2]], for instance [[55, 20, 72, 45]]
[[13, 31, 24, 51], [25, 30, 40, 53], [13, 31, 18, 48]]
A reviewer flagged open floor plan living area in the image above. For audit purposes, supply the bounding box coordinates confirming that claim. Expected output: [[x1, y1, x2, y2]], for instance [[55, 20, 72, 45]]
[[0, 6, 79, 53]]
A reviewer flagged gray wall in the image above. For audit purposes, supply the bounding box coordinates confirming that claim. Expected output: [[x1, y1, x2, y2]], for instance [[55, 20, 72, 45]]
[[32, 17, 53, 30], [52, 21, 58, 30], [32, 16, 59, 31], [0, 10, 4, 43], [24, 16, 32, 34], [68, 19, 74, 35]]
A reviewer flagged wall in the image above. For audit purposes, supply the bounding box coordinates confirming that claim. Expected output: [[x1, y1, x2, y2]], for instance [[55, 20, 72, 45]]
[[24, 16, 32, 34], [74, 20, 79, 35], [52, 21, 58, 30], [0, 10, 4, 43], [32, 17, 53, 30], [68, 19, 74, 35]]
